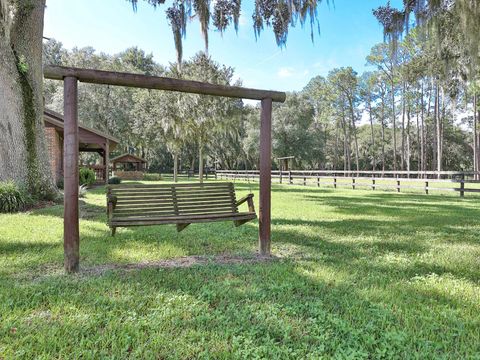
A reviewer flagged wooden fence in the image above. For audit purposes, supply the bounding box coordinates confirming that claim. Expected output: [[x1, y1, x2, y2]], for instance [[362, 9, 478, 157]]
[[215, 170, 480, 197], [162, 169, 211, 180]]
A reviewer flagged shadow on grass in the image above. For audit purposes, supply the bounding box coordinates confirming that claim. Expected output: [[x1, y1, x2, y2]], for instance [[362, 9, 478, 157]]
[[3, 227, 478, 358], [3, 181, 480, 357]]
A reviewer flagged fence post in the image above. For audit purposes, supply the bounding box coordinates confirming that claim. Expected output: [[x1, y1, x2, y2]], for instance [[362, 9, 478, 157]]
[[317, 175, 320, 187], [279, 170, 282, 184], [289, 171, 292, 185], [460, 173, 465, 197], [372, 178, 375, 190], [334, 177, 337, 189], [425, 181, 428, 195], [304, 176, 306, 186], [352, 177, 355, 190], [205, 168, 208, 180], [215, 170, 217, 180], [397, 180, 401, 193]]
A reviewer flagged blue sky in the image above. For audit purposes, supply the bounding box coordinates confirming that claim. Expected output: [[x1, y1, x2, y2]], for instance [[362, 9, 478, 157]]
[[44, 0, 402, 92]]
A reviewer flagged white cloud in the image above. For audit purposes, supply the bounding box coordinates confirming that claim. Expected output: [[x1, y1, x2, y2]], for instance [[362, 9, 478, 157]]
[[238, 14, 248, 27], [277, 67, 310, 79], [278, 67, 295, 78]]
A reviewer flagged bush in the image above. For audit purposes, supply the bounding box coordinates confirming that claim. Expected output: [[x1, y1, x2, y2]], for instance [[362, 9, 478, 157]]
[[108, 177, 122, 185], [56, 177, 64, 190], [0, 181, 27, 213], [79, 167, 96, 187], [143, 173, 161, 181]]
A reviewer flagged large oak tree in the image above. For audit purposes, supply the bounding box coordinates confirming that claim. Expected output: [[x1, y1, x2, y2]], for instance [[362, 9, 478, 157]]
[[0, 0, 55, 197]]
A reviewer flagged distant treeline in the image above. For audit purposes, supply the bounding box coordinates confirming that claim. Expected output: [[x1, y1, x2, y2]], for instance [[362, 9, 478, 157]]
[[43, 31, 479, 174]]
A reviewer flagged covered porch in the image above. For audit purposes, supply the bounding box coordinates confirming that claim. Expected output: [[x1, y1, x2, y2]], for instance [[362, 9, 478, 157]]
[[111, 153, 147, 180], [44, 109, 120, 184]]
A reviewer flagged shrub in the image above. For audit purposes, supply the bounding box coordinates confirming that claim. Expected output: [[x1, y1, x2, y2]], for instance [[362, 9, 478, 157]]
[[143, 173, 161, 181], [56, 177, 64, 190], [108, 177, 122, 185], [79, 167, 96, 187], [0, 181, 27, 213]]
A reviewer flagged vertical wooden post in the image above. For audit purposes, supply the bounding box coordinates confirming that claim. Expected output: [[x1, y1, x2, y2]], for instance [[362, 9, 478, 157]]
[[317, 175, 320, 187], [372, 178, 375, 190], [460, 180, 465, 197], [425, 181, 429, 195], [104, 141, 109, 184], [259, 98, 272, 256], [303, 176, 306, 186], [334, 177, 337, 189], [63, 76, 79, 273], [289, 170, 292, 184], [397, 180, 401, 193], [352, 177, 356, 190]]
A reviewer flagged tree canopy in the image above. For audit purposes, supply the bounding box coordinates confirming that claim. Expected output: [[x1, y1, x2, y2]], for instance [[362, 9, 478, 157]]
[[129, 0, 325, 64]]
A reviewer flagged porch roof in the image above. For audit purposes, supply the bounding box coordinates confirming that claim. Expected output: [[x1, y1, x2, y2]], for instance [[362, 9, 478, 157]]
[[44, 108, 120, 151], [111, 153, 147, 164]]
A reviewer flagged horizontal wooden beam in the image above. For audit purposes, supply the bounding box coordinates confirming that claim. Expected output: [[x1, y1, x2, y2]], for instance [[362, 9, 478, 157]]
[[44, 65, 286, 103]]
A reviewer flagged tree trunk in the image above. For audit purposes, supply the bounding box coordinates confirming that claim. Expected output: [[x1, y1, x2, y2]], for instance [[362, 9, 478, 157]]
[[420, 81, 425, 174], [400, 81, 406, 171], [173, 152, 178, 182], [0, 0, 56, 197], [474, 94, 478, 179], [368, 99, 376, 170], [198, 143, 204, 184], [348, 97, 360, 173], [381, 93, 386, 174], [190, 155, 195, 175], [477, 105, 480, 180], [334, 120, 339, 170], [432, 82, 438, 172], [406, 104, 411, 174], [416, 91, 421, 173], [435, 82, 441, 177], [391, 79, 397, 171], [341, 107, 350, 172]]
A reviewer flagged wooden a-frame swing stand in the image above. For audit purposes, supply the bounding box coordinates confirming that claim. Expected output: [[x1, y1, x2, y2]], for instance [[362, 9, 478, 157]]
[[44, 65, 286, 273]]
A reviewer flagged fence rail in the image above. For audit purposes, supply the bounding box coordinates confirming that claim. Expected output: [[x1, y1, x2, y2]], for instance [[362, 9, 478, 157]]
[[162, 170, 210, 180], [215, 170, 480, 197]]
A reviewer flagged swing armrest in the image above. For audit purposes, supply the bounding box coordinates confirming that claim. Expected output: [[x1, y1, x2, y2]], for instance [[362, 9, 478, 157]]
[[236, 194, 255, 213], [107, 194, 117, 219]]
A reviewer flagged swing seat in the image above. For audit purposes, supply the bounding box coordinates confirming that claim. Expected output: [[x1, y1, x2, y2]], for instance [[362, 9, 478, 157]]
[[106, 182, 256, 236]]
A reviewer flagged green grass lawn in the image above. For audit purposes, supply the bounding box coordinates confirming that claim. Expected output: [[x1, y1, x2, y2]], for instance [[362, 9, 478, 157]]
[[1, 181, 480, 359]]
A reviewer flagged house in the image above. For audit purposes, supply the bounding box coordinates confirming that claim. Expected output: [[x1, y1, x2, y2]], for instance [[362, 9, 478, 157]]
[[44, 108, 120, 185]]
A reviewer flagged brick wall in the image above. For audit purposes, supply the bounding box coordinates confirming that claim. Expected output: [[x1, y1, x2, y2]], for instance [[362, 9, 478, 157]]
[[44, 127, 63, 184]]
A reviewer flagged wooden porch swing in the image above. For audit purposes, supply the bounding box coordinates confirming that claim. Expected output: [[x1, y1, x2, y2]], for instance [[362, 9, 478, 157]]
[[107, 182, 256, 235]]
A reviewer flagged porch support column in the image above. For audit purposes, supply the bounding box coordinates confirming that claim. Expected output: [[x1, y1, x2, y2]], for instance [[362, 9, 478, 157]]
[[63, 76, 80, 273], [104, 141, 109, 184], [259, 98, 272, 255]]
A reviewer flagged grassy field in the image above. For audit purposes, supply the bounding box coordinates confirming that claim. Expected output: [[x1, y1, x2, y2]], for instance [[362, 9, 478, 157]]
[[1, 181, 480, 359]]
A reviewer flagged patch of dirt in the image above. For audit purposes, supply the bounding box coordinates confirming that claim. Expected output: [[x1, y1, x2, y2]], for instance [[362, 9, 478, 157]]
[[24, 200, 56, 211], [18, 254, 277, 282], [82, 253, 276, 276]]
